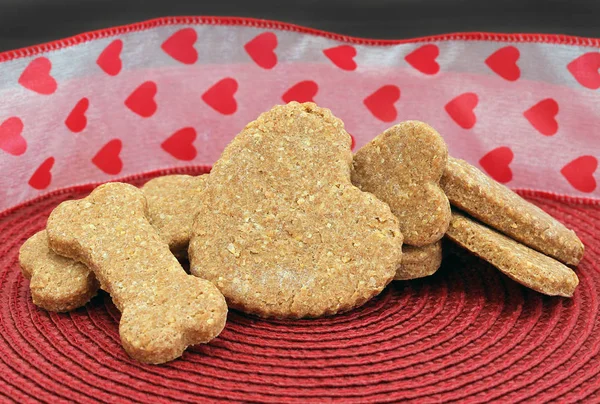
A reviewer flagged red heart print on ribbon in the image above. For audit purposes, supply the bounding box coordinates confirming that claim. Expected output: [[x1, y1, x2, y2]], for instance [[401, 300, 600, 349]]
[[561, 156, 597, 193], [524, 98, 558, 136], [567, 52, 600, 90], [479, 146, 514, 183], [363, 85, 400, 122], [161, 28, 198, 65], [202, 78, 238, 115], [18, 57, 57, 95], [0, 117, 27, 156], [65, 98, 89, 133], [323, 45, 357, 71], [485, 46, 520, 81], [244, 32, 278, 69], [28, 157, 55, 190], [97, 39, 123, 76], [125, 81, 158, 118], [92, 139, 123, 175], [282, 81, 318, 104], [161, 127, 197, 161], [405, 44, 440, 75], [445, 92, 478, 129]]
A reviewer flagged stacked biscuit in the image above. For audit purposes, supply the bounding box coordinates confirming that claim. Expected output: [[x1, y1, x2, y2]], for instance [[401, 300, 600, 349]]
[[19, 102, 583, 365]]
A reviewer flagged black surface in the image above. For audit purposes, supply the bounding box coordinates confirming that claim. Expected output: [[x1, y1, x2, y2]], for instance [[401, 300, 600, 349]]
[[0, 0, 598, 52]]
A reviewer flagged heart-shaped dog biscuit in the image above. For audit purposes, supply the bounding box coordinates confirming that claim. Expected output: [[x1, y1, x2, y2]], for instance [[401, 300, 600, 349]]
[[441, 157, 584, 265], [189, 102, 403, 319], [352, 121, 451, 246], [46, 182, 227, 364], [446, 211, 578, 297]]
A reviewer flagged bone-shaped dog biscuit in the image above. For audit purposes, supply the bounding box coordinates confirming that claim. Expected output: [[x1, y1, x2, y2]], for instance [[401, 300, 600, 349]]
[[46, 182, 227, 364], [19, 230, 99, 312], [19, 174, 207, 312], [352, 121, 451, 246], [144, 174, 208, 256]]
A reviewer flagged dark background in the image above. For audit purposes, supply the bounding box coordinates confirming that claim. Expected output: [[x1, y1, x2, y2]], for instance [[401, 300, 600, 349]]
[[0, 0, 599, 52]]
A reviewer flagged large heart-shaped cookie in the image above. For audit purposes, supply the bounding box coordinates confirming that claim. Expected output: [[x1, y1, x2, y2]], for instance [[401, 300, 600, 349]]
[[189, 102, 403, 319], [352, 121, 451, 246]]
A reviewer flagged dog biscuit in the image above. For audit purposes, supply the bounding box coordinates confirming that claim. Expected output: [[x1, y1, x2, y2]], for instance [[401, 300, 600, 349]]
[[446, 211, 579, 297], [352, 121, 451, 246], [19, 230, 99, 312], [441, 157, 584, 265], [189, 102, 403, 319], [395, 241, 443, 281], [19, 174, 207, 312], [143, 174, 208, 256], [46, 182, 227, 364]]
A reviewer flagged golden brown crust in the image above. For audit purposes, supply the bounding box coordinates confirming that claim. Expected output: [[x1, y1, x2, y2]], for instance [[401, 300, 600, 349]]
[[142, 174, 208, 257], [441, 157, 584, 265], [19, 230, 99, 312], [446, 211, 579, 297], [395, 241, 442, 280], [46, 182, 227, 364], [351, 121, 450, 246], [189, 102, 403, 319], [19, 174, 208, 312]]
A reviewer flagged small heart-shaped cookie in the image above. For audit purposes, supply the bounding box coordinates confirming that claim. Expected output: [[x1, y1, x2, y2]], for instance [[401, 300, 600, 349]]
[[352, 121, 451, 246], [189, 102, 403, 319]]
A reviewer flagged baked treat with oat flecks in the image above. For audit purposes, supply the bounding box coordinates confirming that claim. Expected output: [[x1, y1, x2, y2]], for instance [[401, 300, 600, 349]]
[[46, 182, 227, 364], [446, 211, 579, 297], [189, 102, 404, 319], [143, 174, 208, 257], [19, 230, 99, 312], [441, 157, 584, 265], [19, 174, 207, 312], [395, 241, 442, 281], [351, 121, 451, 246]]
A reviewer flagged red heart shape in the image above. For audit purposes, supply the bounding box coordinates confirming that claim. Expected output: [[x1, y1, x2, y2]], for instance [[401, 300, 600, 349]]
[[0, 117, 27, 156], [363, 85, 400, 122], [28, 157, 55, 190], [282, 81, 319, 104], [561, 156, 597, 193], [18, 57, 57, 95], [524, 98, 558, 136], [96, 39, 123, 76], [202, 78, 238, 115], [244, 32, 278, 69], [479, 147, 514, 184], [323, 45, 357, 71], [161, 28, 198, 65], [92, 139, 123, 175], [125, 81, 157, 118], [485, 46, 520, 81], [567, 52, 600, 90], [405, 44, 440, 75], [445, 92, 478, 129], [161, 127, 197, 161], [65, 98, 89, 133]]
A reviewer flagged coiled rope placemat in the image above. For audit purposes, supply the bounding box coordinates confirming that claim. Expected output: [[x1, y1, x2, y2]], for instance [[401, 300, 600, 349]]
[[0, 168, 598, 403]]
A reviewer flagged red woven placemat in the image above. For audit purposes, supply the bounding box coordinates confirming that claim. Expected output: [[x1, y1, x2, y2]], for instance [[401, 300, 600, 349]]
[[1, 168, 598, 403]]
